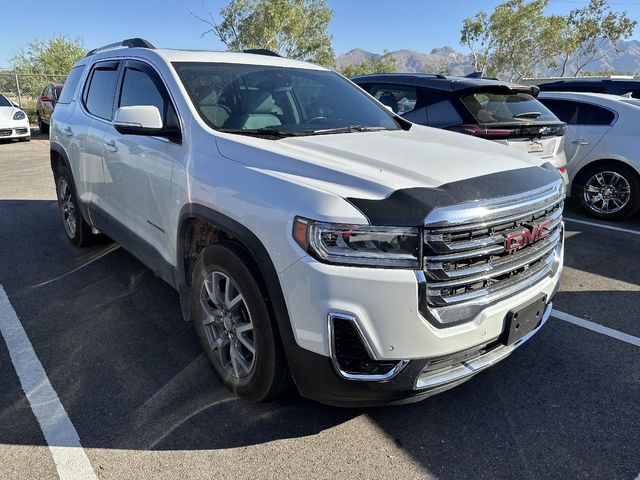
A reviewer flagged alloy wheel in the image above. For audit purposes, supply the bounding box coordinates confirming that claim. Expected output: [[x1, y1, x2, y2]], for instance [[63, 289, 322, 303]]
[[58, 177, 77, 238], [200, 271, 256, 379], [583, 170, 631, 216]]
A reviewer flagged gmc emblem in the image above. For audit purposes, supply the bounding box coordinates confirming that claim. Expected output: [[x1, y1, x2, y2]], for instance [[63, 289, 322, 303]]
[[504, 220, 552, 253]]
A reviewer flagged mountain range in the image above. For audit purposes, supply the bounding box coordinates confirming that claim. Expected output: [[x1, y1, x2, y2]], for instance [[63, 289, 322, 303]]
[[336, 40, 640, 77]]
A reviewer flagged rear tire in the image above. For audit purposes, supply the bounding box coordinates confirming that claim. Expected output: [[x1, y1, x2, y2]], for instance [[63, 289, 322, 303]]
[[54, 166, 96, 246], [38, 115, 49, 134], [575, 163, 640, 221], [191, 243, 290, 402]]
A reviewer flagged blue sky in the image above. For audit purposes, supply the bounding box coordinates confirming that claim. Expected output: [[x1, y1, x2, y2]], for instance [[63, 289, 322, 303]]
[[1, 0, 639, 67]]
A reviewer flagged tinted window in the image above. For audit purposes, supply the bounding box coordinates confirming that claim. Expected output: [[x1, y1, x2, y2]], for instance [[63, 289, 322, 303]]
[[174, 63, 399, 134], [461, 91, 558, 123], [57, 66, 85, 104], [54, 86, 63, 99], [85, 64, 119, 120], [538, 99, 579, 124], [540, 98, 614, 125], [579, 103, 615, 125], [425, 99, 463, 128], [120, 67, 166, 119], [369, 84, 418, 115], [0, 94, 11, 107]]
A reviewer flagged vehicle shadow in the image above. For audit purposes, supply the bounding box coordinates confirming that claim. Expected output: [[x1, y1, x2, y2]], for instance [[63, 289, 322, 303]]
[[0, 200, 638, 480]]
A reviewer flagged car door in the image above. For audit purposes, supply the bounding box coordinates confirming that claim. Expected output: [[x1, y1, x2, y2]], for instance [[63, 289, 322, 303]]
[[539, 98, 614, 165], [80, 60, 122, 222], [101, 59, 181, 265]]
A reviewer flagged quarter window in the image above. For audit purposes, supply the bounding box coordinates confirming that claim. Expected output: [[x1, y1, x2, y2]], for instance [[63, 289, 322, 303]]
[[84, 63, 120, 120], [57, 65, 85, 104]]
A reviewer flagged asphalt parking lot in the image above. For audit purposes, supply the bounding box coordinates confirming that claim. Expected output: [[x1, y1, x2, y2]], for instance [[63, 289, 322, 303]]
[[0, 132, 639, 480]]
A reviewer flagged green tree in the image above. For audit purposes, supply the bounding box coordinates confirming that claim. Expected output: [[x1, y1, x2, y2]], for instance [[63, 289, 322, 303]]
[[10, 35, 86, 98], [461, 0, 636, 81], [194, 0, 335, 66], [555, 0, 636, 77], [340, 51, 398, 78], [460, 0, 563, 81], [11, 35, 85, 75]]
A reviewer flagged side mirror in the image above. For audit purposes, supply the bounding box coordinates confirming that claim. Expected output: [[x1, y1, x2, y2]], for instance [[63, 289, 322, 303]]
[[113, 105, 163, 135]]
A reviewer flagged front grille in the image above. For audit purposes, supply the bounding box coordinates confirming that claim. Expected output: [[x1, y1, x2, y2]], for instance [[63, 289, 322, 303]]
[[332, 317, 398, 377], [423, 182, 564, 309], [0, 129, 12, 137]]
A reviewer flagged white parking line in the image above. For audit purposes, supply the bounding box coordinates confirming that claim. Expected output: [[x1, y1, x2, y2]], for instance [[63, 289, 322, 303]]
[[552, 309, 640, 348], [564, 217, 640, 236], [0, 286, 97, 480]]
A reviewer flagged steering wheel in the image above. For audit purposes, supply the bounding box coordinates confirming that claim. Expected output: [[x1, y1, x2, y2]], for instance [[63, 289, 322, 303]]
[[304, 116, 328, 124]]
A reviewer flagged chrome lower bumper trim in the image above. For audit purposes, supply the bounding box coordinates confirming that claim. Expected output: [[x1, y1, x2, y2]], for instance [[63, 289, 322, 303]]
[[414, 301, 552, 390]]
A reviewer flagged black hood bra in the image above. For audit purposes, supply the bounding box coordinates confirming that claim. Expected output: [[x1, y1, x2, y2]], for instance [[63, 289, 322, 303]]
[[347, 163, 562, 227]]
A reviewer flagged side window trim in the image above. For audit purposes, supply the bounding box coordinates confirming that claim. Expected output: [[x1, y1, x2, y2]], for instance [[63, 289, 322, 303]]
[[115, 58, 183, 144]]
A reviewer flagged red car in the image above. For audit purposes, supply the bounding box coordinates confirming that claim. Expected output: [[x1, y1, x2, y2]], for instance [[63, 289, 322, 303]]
[[36, 83, 63, 134]]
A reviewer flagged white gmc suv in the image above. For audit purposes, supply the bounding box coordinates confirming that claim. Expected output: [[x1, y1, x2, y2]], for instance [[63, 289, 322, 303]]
[[50, 39, 564, 406]]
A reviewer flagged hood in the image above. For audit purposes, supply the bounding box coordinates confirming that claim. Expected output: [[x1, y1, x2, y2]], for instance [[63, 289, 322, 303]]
[[215, 125, 553, 201], [0, 106, 21, 123]]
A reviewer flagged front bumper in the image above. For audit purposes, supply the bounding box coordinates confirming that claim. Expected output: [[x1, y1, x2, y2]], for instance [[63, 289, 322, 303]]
[[0, 123, 30, 139], [288, 301, 553, 407]]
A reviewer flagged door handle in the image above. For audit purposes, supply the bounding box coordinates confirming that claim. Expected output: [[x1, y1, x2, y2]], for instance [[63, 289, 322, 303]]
[[63, 126, 73, 137], [572, 138, 590, 145], [104, 140, 118, 153]]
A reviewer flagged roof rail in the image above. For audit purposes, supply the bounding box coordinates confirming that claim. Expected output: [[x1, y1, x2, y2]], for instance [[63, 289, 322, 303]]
[[242, 48, 281, 57], [419, 73, 447, 79], [86, 38, 155, 57]]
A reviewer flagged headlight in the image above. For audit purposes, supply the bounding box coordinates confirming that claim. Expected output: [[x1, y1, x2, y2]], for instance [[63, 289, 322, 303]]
[[13, 111, 26, 121], [293, 217, 420, 268]]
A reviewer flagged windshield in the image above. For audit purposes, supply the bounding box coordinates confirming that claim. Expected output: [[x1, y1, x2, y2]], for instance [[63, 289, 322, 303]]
[[55, 86, 63, 99], [461, 91, 559, 124], [173, 62, 400, 136], [0, 94, 11, 107]]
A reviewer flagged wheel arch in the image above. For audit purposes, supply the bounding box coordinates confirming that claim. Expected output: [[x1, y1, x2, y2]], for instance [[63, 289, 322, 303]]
[[176, 204, 298, 366]]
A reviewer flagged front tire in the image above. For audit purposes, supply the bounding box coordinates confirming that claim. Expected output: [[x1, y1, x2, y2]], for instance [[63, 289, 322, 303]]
[[576, 164, 640, 221], [54, 167, 96, 246], [191, 243, 289, 402]]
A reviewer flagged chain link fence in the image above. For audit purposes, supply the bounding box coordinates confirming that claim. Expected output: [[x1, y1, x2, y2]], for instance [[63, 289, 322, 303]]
[[0, 70, 68, 124]]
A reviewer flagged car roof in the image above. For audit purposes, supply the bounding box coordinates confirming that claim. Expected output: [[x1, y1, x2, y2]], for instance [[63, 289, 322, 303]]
[[532, 77, 640, 86], [350, 73, 532, 92], [538, 91, 637, 108], [79, 46, 328, 72]]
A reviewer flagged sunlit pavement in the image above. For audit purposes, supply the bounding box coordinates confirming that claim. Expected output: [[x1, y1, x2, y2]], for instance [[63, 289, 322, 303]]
[[0, 132, 638, 480]]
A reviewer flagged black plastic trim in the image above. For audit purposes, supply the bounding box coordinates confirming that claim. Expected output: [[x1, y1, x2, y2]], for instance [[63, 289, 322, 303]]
[[347, 164, 562, 227]]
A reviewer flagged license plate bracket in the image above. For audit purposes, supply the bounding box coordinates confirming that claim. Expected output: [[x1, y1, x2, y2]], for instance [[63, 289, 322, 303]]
[[528, 141, 544, 154], [500, 294, 547, 346]]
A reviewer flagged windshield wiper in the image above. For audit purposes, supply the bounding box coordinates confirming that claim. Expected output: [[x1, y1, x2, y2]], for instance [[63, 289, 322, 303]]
[[513, 111, 541, 119], [311, 125, 389, 135], [217, 127, 308, 138]]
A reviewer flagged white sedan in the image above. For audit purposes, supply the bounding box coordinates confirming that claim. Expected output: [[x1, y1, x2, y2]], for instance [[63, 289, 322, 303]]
[[0, 93, 31, 142], [539, 91, 640, 220]]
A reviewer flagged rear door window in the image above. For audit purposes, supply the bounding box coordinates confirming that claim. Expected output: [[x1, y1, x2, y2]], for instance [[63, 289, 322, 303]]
[[369, 84, 418, 115], [84, 61, 120, 120], [578, 103, 615, 125], [540, 98, 614, 125], [538, 99, 579, 124], [461, 91, 559, 124]]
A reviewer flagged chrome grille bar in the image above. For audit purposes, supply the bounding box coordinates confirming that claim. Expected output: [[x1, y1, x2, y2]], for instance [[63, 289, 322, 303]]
[[422, 179, 564, 311]]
